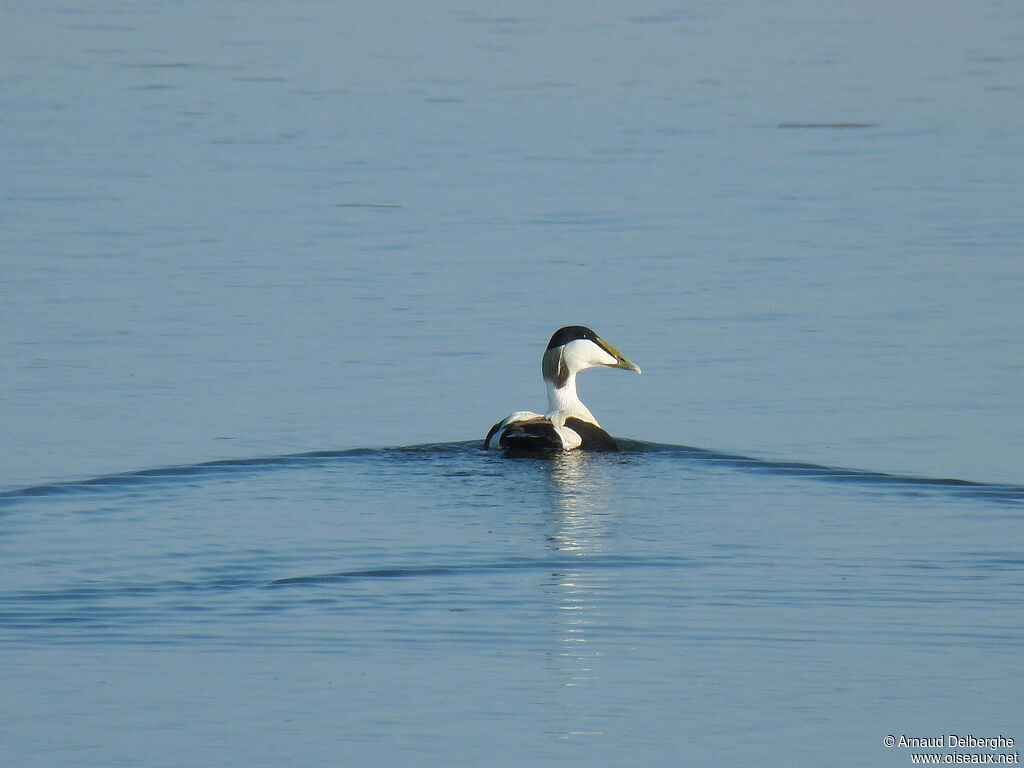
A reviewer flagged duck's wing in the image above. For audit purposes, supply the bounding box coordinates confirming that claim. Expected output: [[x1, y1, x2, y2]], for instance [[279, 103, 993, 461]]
[[563, 417, 619, 451], [484, 411, 543, 449], [497, 416, 571, 454]]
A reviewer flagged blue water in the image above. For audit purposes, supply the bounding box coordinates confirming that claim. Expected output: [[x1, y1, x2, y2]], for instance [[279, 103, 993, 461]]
[[2, 443, 1022, 765], [2, 1, 1023, 766]]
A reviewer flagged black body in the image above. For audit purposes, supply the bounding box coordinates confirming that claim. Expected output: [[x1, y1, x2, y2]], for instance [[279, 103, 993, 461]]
[[485, 416, 619, 454]]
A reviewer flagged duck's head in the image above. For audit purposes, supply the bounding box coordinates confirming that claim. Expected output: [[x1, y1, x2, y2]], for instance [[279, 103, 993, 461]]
[[541, 325, 641, 387]]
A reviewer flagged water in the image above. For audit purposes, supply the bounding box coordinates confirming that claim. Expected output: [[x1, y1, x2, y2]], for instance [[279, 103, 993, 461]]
[[2, 444, 1022, 765], [2, 1, 1023, 766]]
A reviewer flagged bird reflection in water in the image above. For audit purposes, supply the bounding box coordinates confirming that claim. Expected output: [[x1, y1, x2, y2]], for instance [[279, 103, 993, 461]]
[[542, 451, 621, 739], [546, 450, 615, 552]]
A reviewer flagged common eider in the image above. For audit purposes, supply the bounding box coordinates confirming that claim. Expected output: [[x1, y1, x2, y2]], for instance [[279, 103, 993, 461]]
[[484, 326, 641, 453]]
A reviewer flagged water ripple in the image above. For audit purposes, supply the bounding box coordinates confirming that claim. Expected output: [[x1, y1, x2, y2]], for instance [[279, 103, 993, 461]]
[[268, 555, 696, 587], [1, 440, 1021, 508]]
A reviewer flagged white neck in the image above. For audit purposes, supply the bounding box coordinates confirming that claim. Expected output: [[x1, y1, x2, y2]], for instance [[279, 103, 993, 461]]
[[546, 371, 598, 424]]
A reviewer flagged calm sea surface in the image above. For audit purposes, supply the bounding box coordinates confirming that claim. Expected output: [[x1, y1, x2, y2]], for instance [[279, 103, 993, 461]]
[[2, 1, 1022, 766]]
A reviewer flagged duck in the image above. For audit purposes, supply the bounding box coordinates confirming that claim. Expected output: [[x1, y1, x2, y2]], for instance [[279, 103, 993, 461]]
[[484, 325, 641, 453]]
